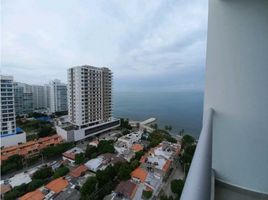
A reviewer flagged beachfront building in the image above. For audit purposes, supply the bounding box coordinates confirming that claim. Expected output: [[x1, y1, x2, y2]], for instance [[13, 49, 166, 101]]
[[180, 1, 268, 199], [49, 79, 68, 113], [0, 75, 26, 147], [56, 65, 120, 142]]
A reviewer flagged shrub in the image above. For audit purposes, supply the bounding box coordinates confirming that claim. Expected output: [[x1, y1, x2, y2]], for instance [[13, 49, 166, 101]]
[[53, 166, 70, 179], [170, 179, 184, 196], [142, 190, 153, 199], [32, 166, 53, 179]]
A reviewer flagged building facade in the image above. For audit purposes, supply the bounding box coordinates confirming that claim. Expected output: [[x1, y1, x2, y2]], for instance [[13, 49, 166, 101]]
[[32, 85, 46, 110], [0, 75, 26, 147], [56, 65, 119, 142], [49, 79, 67, 113], [14, 82, 33, 115]]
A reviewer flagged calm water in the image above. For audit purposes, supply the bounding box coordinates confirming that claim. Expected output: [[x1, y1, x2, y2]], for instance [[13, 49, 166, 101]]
[[113, 91, 204, 138]]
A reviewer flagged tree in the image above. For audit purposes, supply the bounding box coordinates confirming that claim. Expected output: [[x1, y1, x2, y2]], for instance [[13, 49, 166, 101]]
[[80, 176, 97, 197], [120, 118, 132, 130], [171, 179, 184, 196], [160, 195, 174, 200], [181, 134, 195, 147], [27, 179, 44, 191], [96, 166, 116, 187], [118, 163, 132, 180], [122, 129, 130, 135], [32, 166, 53, 179], [75, 153, 85, 164], [53, 166, 70, 179], [97, 140, 115, 154], [1, 154, 23, 175], [37, 125, 55, 138], [41, 142, 74, 157], [134, 150, 145, 160], [85, 145, 98, 159], [142, 190, 153, 199]]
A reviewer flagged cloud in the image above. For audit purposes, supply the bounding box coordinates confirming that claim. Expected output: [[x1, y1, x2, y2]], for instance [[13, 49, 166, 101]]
[[1, 0, 208, 91]]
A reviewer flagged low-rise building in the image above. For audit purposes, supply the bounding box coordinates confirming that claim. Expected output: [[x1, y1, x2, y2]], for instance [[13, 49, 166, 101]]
[[69, 165, 88, 178], [62, 147, 84, 164], [0, 135, 63, 162], [114, 180, 138, 200]]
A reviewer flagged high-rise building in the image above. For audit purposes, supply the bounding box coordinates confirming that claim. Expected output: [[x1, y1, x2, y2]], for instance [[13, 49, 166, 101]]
[[56, 65, 119, 141], [49, 79, 67, 113], [0, 75, 26, 147], [180, 0, 268, 199], [14, 82, 33, 115], [32, 85, 46, 109]]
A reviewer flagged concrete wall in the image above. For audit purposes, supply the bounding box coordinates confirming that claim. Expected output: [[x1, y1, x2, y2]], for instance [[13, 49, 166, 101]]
[[205, 0, 268, 194], [1, 132, 26, 147]]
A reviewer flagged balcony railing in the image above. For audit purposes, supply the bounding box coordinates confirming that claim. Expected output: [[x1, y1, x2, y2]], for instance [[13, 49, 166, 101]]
[[180, 108, 214, 200]]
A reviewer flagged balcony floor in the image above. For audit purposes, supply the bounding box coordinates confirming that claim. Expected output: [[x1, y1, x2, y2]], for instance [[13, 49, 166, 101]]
[[215, 181, 268, 200]]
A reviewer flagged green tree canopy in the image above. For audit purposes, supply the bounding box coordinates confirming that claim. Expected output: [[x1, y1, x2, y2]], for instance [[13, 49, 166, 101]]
[[80, 176, 97, 197], [181, 134, 195, 147], [53, 166, 70, 179], [75, 153, 85, 164], [171, 179, 185, 196], [32, 166, 53, 180], [142, 190, 153, 199]]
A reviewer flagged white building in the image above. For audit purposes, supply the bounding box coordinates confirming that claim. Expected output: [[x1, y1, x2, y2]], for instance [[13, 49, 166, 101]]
[[0, 75, 26, 147], [56, 65, 120, 142], [49, 79, 67, 113], [32, 85, 46, 110]]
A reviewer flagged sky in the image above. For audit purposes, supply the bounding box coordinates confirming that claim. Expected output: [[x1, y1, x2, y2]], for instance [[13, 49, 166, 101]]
[[1, 0, 208, 92]]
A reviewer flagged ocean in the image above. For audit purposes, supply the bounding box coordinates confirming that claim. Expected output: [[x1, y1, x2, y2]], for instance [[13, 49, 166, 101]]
[[113, 91, 204, 138]]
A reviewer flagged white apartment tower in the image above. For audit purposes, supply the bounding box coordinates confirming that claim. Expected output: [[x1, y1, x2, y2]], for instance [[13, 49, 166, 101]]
[[68, 66, 112, 127], [0, 75, 26, 147], [49, 79, 67, 113], [56, 65, 119, 142]]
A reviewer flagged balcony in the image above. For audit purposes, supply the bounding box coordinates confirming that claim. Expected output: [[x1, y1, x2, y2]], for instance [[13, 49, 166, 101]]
[[181, 108, 267, 200]]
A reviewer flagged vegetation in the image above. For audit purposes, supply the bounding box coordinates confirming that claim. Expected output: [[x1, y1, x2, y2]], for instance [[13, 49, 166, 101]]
[[148, 130, 177, 147], [85, 140, 114, 159], [32, 166, 53, 179], [120, 118, 132, 129], [27, 179, 45, 191], [1, 155, 23, 175], [171, 179, 185, 198], [4, 183, 28, 200], [37, 125, 56, 138], [181, 134, 195, 147], [122, 129, 130, 135], [80, 176, 97, 198], [164, 125, 172, 131], [75, 153, 86, 164], [16, 118, 51, 133], [41, 142, 74, 158], [26, 134, 38, 141], [142, 190, 153, 199], [134, 150, 145, 161], [81, 158, 140, 200], [53, 166, 70, 179]]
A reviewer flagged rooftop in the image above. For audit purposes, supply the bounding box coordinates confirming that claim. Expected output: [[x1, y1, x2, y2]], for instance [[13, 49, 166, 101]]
[[69, 165, 88, 178], [45, 177, 69, 193], [131, 167, 148, 183], [114, 180, 138, 200], [19, 189, 44, 200], [131, 144, 144, 152], [63, 147, 84, 160]]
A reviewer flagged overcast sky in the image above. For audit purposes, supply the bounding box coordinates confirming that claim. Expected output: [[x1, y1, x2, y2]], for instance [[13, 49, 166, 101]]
[[1, 0, 208, 92]]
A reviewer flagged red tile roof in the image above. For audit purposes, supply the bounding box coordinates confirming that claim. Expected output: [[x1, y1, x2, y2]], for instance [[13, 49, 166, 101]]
[[115, 180, 138, 199], [131, 167, 148, 183], [69, 165, 88, 177], [19, 190, 44, 200], [45, 177, 68, 193]]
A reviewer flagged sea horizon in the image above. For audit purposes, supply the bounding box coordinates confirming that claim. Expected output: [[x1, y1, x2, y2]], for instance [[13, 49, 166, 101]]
[[113, 90, 204, 138]]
